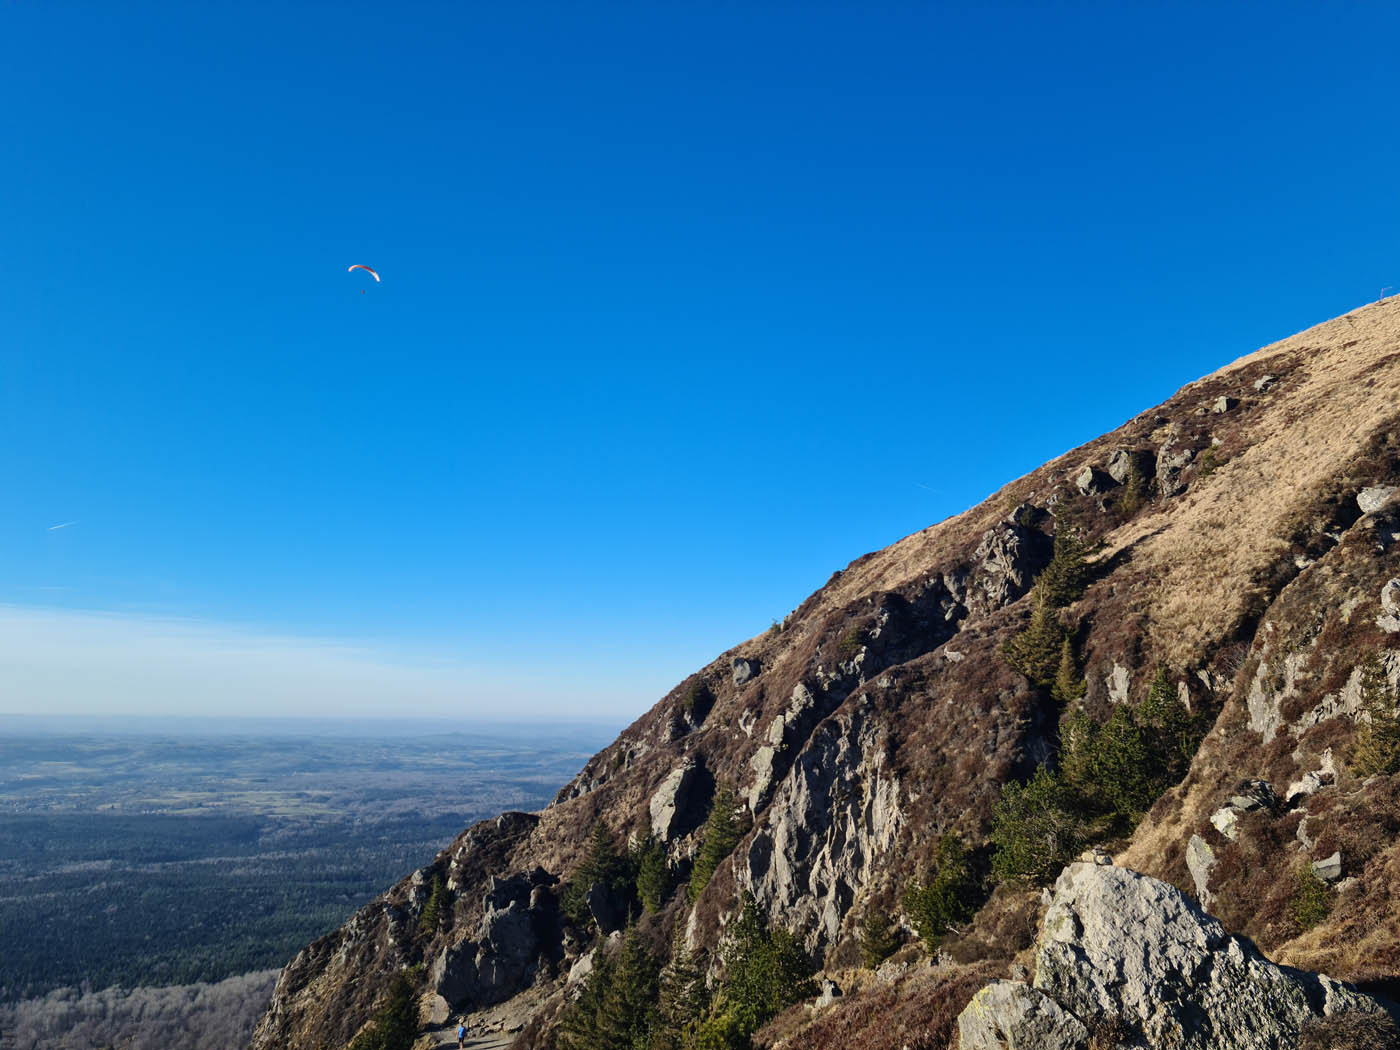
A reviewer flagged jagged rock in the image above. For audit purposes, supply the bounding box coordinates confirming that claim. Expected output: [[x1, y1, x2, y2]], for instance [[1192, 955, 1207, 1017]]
[[1107, 448, 1152, 485], [1254, 374, 1276, 391], [1379, 578, 1400, 634], [968, 521, 1049, 616], [1213, 395, 1240, 413], [1359, 486, 1400, 515], [1156, 444, 1196, 498], [1075, 465, 1114, 495], [1230, 778, 1280, 813], [732, 657, 758, 686], [566, 949, 594, 986], [1210, 806, 1240, 841], [585, 882, 626, 935], [1105, 663, 1131, 704], [1030, 863, 1387, 1050], [649, 759, 698, 842], [1312, 852, 1343, 882], [1186, 834, 1217, 906], [747, 683, 826, 811], [1298, 814, 1316, 849], [956, 980, 1090, 1050], [815, 979, 842, 1008], [741, 698, 903, 953], [1286, 770, 1333, 805]]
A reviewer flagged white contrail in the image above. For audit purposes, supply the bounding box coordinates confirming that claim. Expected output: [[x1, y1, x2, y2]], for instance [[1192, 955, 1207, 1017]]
[[47, 521, 77, 531]]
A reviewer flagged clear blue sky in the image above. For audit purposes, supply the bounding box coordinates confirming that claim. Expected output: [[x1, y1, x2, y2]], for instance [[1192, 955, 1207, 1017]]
[[3, 2, 1398, 720]]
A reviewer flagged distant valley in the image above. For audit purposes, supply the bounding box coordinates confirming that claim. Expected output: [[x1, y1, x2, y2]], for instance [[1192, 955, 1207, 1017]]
[[0, 718, 613, 1049]]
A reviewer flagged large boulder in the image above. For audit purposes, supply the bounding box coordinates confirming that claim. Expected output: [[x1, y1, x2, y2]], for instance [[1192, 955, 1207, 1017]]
[[957, 980, 1088, 1050], [649, 759, 698, 842], [1033, 863, 1386, 1048]]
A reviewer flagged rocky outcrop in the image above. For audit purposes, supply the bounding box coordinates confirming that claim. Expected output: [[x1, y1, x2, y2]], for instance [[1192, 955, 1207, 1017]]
[[959, 863, 1392, 1050], [741, 697, 903, 954], [649, 759, 699, 842], [432, 869, 556, 1009]]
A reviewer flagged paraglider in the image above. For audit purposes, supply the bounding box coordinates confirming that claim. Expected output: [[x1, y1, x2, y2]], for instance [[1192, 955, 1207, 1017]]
[[347, 264, 380, 282]]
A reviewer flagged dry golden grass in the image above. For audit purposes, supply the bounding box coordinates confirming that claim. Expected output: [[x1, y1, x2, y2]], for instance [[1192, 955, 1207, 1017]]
[[1097, 296, 1400, 667]]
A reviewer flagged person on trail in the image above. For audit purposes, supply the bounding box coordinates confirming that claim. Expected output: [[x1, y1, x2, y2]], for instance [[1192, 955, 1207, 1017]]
[[456, 1019, 467, 1048]]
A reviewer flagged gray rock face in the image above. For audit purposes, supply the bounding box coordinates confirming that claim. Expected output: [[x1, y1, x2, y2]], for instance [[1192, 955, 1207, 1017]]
[[1075, 465, 1114, 495], [1312, 852, 1343, 882], [967, 521, 1049, 618], [957, 980, 1089, 1050], [740, 697, 903, 953], [1186, 833, 1217, 907], [732, 657, 758, 686], [1107, 448, 1153, 486], [1156, 444, 1196, 498], [431, 867, 550, 1009], [1028, 864, 1386, 1050], [1359, 486, 1400, 515], [1213, 395, 1240, 413], [1379, 578, 1400, 634], [585, 881, 626, 934], [649, 759, 698, 842], [1254, 374, 1276, 392]]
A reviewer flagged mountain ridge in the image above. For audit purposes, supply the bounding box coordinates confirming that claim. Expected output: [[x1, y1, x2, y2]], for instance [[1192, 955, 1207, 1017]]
[[252, 295, 1400, 1050]]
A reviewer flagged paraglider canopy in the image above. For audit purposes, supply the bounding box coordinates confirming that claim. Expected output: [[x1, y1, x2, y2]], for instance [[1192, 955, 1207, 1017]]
[[347, 264, 380, 282]]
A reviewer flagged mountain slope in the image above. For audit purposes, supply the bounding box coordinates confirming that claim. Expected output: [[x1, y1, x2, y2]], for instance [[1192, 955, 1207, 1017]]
[[251, 295, 1400, 1050]]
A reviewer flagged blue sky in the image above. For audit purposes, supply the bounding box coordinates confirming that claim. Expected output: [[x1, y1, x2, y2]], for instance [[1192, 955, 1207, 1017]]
[[3, 2, 1399, 720]]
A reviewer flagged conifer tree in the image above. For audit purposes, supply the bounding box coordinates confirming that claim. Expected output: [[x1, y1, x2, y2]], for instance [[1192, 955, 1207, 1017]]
[[1051, 637, 1086, 706], [418, 872, 448, 934], [657, 937, 709, 1046], [1001, 585, 1067, 688], [634, 832, 669, 913], [903, 834, 979, 949], [347, 972, 418, 1050], [990, 767, 1083, 886], [562, 822, 631, 928], [860, 908, 898, 968], [1353, 651, 1400, 776], [1137, 664, 1199, 782], [1038, 527, 1089, 608], [689, 786, 744, 901], [712, 894, 815, 1039]]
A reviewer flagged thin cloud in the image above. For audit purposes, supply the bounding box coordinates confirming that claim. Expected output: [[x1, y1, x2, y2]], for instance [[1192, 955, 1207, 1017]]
[[47, 521, 78, 531]]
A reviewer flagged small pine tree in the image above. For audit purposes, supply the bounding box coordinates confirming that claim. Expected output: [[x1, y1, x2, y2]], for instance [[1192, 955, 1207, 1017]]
[[1001, 586, 1067, 688], [557, 947, 616, 1050], [713, 894, 815, 1040], [990, 767, 1083, 886], [860, 908, 898, 968], [562, 822, 632, 928], [903, 834, 979, 949], [1292, 863, 1333, 931], [1137, 664, 1200, 782], [418, 872, 447, 934], [1352, 652, 1400, 777], [347, 972, 418, 1050], [657, 936, 709, 1046], [689, 786, 744, 901], [1038, 527, 1089, 608], [1051, 637, 1086, 706], [1117, 460, 1148, 514], [634, 833, 669, 913]]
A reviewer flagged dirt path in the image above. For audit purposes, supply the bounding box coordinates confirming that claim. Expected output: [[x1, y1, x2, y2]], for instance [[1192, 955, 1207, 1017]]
[[418, 1024, 514, 1049]]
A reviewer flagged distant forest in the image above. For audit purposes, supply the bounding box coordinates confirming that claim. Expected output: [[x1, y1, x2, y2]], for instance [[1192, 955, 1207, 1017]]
[[0, 727, 605, 1004], [0, 971, 277, 1050], [0, 812, 467, 999]]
